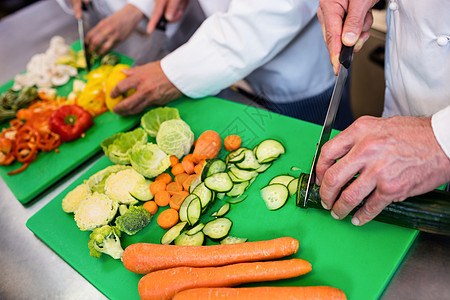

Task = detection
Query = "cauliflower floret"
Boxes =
[88,225,124,259]
[62,182,90,213]
[104,168,145,205]
[74,192,118,231]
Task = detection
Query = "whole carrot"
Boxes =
[173,286,347,300]
[138,259,312,300]
[122,237,299,274]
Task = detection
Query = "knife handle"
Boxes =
[155,15,167,31]
[339,44,354,69]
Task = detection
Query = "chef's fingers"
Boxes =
[97,37,115,55]
[166,0,188,22]
[71,0,82,19]
[353,11,373,52]
[147,0,169,34]
[329,173,376,220]
[113,92,145,115]
[110,74,137,99]
[351,188,393,226]
[342,0,378,46]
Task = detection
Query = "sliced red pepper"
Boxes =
[38,131,62,152]
[49,105,93,142]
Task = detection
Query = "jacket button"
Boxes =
[389,2,398,11]
[437,35,449,47]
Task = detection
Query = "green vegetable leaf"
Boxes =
[141,107,180,137]
[101,128,148,165]
[156,119,194,159]
[128,143,171,178]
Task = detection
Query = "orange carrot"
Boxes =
[183,153,195,163]
[171,163,185,176]
[138,259,311,300]
[182,159,195,174]
[192,130,221,162]
[167,181,182,195]
[173,286,347,300]
[122,237,299,274]
[155,173,173,185]
[224,135,242,152]
[169,191,189,210]
[155,190,171,206]
[175,173,189,186]
[170,155,179,167]
[150,181,166,195]
[182,174,199,191]
[143,201,159,215]
[157,208,179,230]
[194,160,205,175]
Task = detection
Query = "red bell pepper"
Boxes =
[49,105,93,142]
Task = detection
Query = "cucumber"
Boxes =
[235,149,261,170]
[186,223,205,235]
[225,195,248,204]
[129,179,154,201]
[212,203,230,217]
[226,181,249,197]
[192,182,214,212]
[287,177,299,196]
[255,162,272,173]
[174,231,204,246]
[228,171,246,183]
[269,175,296,187]
[229,167,257,181]
[216,192,226,200]
[255,139,285,163]
[260,183,289,210]
[204,172,234,193]
[179,194,200,222]
[187,196,202,226]
[225,147,248,164]
[189,175,202,193]
[202,217,233,240]
[201,158,227,181]
[220,236,248,244]
[161,221,187,245]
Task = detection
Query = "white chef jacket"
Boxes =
[161,0,335,103]
[384,0,450,158]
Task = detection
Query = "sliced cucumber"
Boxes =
[174,231,204,246]
[161,221,187,245]
[226,181,249,197]
[228,171,246,183]
[192,182,214,212]
[202,217,233,240]
[216,192,226,200]
[186,223,205,235]
[212,203,230,217]
[255,139,285,163]
[220,236,248,244]
[235,149,261,170]
[287,177,299,196]
[189,175,202,193]
[260,183,289,210]
[204,172,233,193]
[269,175,296,187]
[201,158,227,181]
[187,196,202,226]
[225,194,248,204]
[179,194,200,222]
[225,147,248,164]
[255,162,272,173]
[229,167,257,181]
[129,179,154,201]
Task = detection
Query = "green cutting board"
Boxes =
[0,50,143,204]
[26,96,417,300]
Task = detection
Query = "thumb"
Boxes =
[341,2,375,46]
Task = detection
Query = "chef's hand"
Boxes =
[70,0,90,20]
[317,0,377,74]
[85,4,144,55]
[147,0,189,34]
[110,61,182,115]
[315,116,450,226]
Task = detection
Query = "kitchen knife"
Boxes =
[132,15,168,66]
[298,43,354,208]
[78,2,92,71]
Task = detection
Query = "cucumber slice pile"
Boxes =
[260,174,299,210]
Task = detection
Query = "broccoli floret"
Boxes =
[88,225,124,259]
[115,205,152,235]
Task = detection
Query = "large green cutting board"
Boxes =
[27,96,418,299]
[0,51,143,204]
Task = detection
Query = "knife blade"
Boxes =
[78,2,92,71]
[298,43,354,208]
[132,15,168,66]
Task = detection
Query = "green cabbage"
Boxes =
[156,119,194,159]
[128,143,171,178]
[141,107,180,137]
[101,128,147,164]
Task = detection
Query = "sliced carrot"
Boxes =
[170,191,189,211]
[182,159,195,174]
[171,163,185,176]
[175,173,189,186]
[122,237,300,274]
[167,181,183,195]
[138,259,311,300]
[183,153,195,163]
[182,174,199,191]
[194,160,206,175]
[155,191,171,207]
[143,201,159,215]
[157,208,179,230]
[150,181,167,196]
[173,286,347,300]
[155,173,173,185]
[192,130,222,162]
[170,155,179,167]
[224,134,242,152]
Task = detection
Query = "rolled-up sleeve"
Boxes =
[432,105,450,158]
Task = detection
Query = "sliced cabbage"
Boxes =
[104,168,146,205]
[156,119,194,159]
[101,128,148,164]
[128,143,171,178]
[74,192,119,231]
[62,182,90,213]
[86,165,131,193]
[141,107,180,137]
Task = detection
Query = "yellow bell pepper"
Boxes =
[105,64,132,111]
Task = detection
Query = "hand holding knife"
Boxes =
[77,1,93,71]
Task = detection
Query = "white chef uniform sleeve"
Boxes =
[431,105,450,159]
